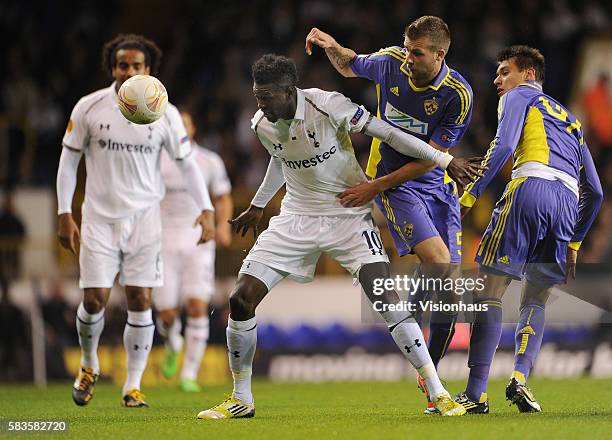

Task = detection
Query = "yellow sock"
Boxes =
[511,370,526,385]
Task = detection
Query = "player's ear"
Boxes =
[285,86,294,100]
[525,67,536,81]
[435,48,446,62]
[111,64,120,80]
[144,65,151,75]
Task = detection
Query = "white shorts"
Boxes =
[153,226,215,310]
[79,204,162,288]
[240,212,389,290]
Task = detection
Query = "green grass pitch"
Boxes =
[1,379,611,439]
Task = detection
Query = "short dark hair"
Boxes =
[404,16,451,52]
[102,34,162,77]
[497,45,545,83]
[251,54,298,86]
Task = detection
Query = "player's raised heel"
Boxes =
[455,392,490,414]
[122,389,149,408]
[506,378,541,413]
[72,367,99,406]
[197,394,255,419]
[432,392,467,416]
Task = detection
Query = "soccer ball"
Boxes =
[117,75,168,124]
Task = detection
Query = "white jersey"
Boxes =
[62,83,191,223]
[160,142,231,229]
[252,88,371,216]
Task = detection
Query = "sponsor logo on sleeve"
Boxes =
[350,107,365,126]
[180,135,189,144]
[66,119,73,133]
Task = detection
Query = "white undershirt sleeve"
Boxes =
[56,147,83,215]
[175,152,214,212]
[251,157,285,208]
[362,116,453,169]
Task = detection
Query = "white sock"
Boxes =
[123,309,154,395]
[417,362,446,398]
[227,316,257,404]
[181,316,209,381]
[76,302,105,374]
[381,309,445,397]
[156,316,183,353]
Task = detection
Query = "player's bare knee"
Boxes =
[359,262,390,286]
[83,295,103,314]
[415,237,451,266]
[228,280,262,320]
[125,287,152,311]
[473,272,511,300]
[419,246,451,270]
[229,291,255,320]
[521,282,551,307]
[186,299,207,317]
[359,262,401,303]
[229,275,268,320]
[83,289,107,313]
[157,309,177,327]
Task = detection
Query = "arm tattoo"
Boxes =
[326,46,355,70]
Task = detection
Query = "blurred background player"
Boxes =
[197,54,484,420]
[306,16,473,413]
[456,45,603,414]
[56,34,215,408]
[154,110,233,392]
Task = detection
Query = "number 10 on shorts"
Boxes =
[362,230,384,255]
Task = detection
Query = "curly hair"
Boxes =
[497,45,545,83]
[101,34,162,77]
[251,54,298,86]
[404,16,451,52]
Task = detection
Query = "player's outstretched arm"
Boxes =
[361,116,484,187]
[175,152,216,244]
[339,139,453,207]
[337,161,436,208]
[305,27,357,78]
[445,157,486,189]
[56,147,82,254]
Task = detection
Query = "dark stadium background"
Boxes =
[1,0,610,384]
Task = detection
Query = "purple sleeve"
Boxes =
[349,54,381,82]
[430,89,473,149]
[572,142,603,242]
[459,90,527,206]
